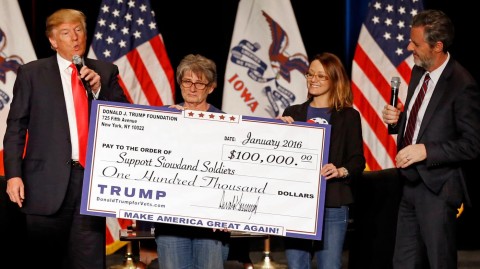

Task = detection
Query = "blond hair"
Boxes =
[45,9,87,38]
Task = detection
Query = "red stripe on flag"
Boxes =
[150,35,175,98]
[105,225,115,245]
[362,141,381,171]
[397,61,412,85]
[0,150,4,175]
[353,45,392,105]
[118,218,134,229]
[117,76,134,104]
[352,82,397,165]
[126,49,162,106]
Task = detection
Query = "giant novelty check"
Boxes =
[81,101,330,240]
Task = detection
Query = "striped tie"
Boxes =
[402,73,430,147]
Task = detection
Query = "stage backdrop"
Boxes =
[9,0,480,250]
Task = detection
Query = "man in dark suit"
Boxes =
[382,10,480,269]
[3,9,128,269]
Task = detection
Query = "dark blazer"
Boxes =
[282,101,366,207]
[3,55,128,215]
[395,59,480,206]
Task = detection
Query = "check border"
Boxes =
[80,100,330,240]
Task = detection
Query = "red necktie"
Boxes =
[70,63,89,167]
[402,73,430,147]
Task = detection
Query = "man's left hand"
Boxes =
[396,144,427,168]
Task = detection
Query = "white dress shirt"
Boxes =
[405,53,450,144]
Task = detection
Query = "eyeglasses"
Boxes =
[305,73,329,81]
[181,80,209,90]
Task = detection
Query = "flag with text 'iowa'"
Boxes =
[0,0,37,176]
[222,0,308,118]
[352,0,423,170]
[87,0,175,254]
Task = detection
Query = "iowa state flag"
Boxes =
[222,0,308,118]
[0,0,37,176]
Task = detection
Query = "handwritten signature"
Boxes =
[218,191,259,220]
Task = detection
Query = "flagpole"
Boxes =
[253,236,287,269]
[108,241,147,269]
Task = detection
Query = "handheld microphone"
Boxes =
[390,76,401,107]
[388,77,401,133]
[72,55,93,96]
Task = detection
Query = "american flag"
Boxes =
[352,0,423,170]
[87,0,175,254]
[88,0,175,106]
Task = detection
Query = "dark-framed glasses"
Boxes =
[181,80,208,90]
[305,73,329,81]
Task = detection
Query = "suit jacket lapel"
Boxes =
[397,66,425,146]
[45,56,71,134]
[416,60,453,142]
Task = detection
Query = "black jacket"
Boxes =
[282,100,365,207]
[3,55,128,215]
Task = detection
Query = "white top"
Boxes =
[57,55,82,160]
